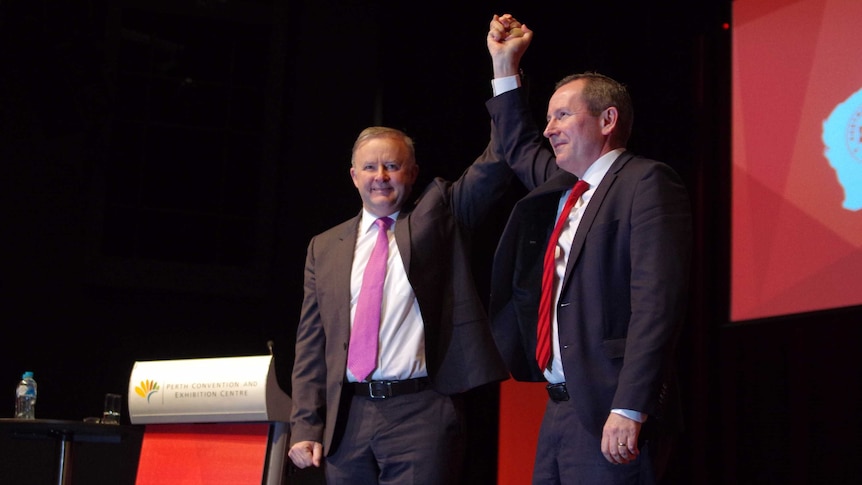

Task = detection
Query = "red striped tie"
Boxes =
[536,180,589,371]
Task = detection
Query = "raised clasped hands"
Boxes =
[487,13,533,78]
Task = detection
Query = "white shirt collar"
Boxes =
[581,148,624,188]
[360,209,399,233]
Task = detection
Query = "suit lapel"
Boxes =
[517,171,580,262]
[530,171,580,200]
[562,152,632,287]
[394,212,411,275]
[331,213,362,330]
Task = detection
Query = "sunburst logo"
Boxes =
[134,379,160,402]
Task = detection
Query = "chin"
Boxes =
[369,203,397,215]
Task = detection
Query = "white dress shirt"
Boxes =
[346,209,428,383]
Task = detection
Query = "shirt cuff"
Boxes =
[611,408,648,423]
[492,74,521,97]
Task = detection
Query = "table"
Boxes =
[0,418,142,485]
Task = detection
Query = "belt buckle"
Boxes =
[546,382,570,402]
[368,381,392,399]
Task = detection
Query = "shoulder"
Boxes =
[309,215,360,247]
[408,177,453,212]
[613,152,685,184]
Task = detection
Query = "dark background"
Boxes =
[1,1,860,484]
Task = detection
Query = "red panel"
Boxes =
[136,423,269,485]
[497,380,546,484]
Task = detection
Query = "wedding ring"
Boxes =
[618,442,626,447]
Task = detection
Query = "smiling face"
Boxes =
[350,134,419,217]
[543,79,613,177]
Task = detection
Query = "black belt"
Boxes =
[546,382,570,402]
[350,377,430,399]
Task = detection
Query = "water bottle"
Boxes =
[15,371,37,419]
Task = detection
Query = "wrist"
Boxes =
[491,55,522,78]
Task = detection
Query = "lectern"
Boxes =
[128,355,291,485]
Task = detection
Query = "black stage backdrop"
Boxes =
[1,1,859,484]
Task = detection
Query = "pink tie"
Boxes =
[536,180,589,371]
[348,217,393,382]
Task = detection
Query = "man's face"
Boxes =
[350,137,419,217]
[543,79,608,176]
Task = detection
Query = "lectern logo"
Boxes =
[135,379,160,402]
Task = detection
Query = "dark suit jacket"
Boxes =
[289,142,511,454]
[486,89,692,437]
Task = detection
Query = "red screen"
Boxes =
[731,0,862,321]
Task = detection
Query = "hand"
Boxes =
[487,14,533,78]
[288,440,323,469]
[601,412,642,465]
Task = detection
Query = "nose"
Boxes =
[374,166,390,181]
[543,119,557,139]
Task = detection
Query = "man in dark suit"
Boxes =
[287,126,510,483]
[485,15,692,484]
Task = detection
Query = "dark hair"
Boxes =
[555,72,634,145]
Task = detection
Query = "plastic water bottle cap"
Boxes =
[22,371,34,379]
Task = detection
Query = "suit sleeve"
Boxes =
[439,129,515,230]
[289,237,328,446]
[486,88,560,190]
[614,162,692,416]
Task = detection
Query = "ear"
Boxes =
[350,166,360,188]
[600,106,619,136]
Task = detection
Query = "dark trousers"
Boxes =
[324,389,464,485]
[532,397,657,485]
